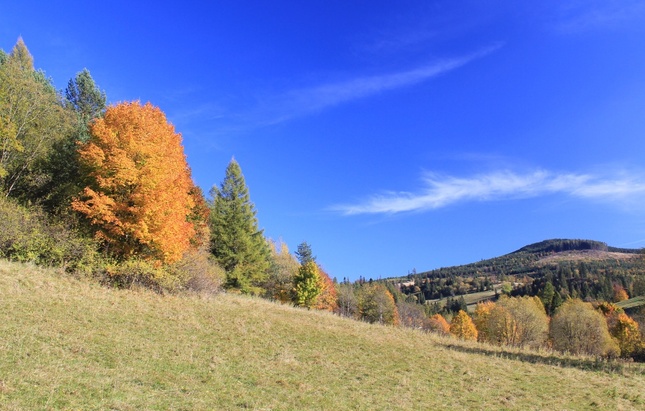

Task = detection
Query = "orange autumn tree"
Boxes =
[610,313,642,358]
[72,101,196,264]
[424,313,450,335]
[315,266,338,312]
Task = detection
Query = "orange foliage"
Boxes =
[72,102,196,264]
[613,285,629,302]
[596,301,623,331]
[424,313,450,335]
[611,313,642,357]
[315,267,338,312]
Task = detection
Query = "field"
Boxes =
[427,286,501,312]
[1,260,645,410]
[618,296,645,311]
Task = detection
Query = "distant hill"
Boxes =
[391,239,645,306]
[2,259,645,409]
[408,238,642,281]
[511,239,640,255]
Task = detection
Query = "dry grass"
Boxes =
[1,260,645,410]
[537,250,637,264]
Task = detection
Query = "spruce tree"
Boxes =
[210,158,269,294]
[65,68,107,142]
[295,241,316,265]
[40,69,107,212]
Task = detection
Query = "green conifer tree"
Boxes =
[38,69,107,212]
[210,158,269,294]
[66,68,107,142]
[295,241,316,265]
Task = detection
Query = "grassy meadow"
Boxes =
[1,260,645,410]
[618,296,645,311]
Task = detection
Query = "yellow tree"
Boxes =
[72,101,196,264]
[550,299,619,357]
[611,313,642,358]
[264,239,299,303]
[499,296,549,349]
[0,38,73,197]
[450,310,478,341]
[486,304,516,346]
[293,261,323,308]
[613,285,629,302]
[473,301,496,343]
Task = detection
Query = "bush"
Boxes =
[0,196,98,270]
[498,296,549,349]
[424,313,450,335]
[99,259,173,293]
[550,299,619,357]
[98,250,224,295]
[170,249,224,295]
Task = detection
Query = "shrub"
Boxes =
[499,296,549,349]
[170,249,224,295]
[97,249,225,295]
[0,196,98,270]
[99,259,173,293]
[550,299,619,357]
[424,313,450,335]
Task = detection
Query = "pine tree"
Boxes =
[210,158,269,294]
[65,68,106,142]
[40,69,107,212]
[295,241,315,265]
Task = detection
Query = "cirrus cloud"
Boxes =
[332,169,645,215]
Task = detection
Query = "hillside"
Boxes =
[419,238,642,280]
[2,260,645,410]
[392,239,645,307]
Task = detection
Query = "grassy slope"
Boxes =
[618,296,645,311]
[1,261,645,410]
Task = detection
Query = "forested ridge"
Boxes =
[390,238,644,307]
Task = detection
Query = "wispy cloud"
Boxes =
[360,29,437,54]
[555,0,645,33]
[332,169,645,215]
[250,43,503,126]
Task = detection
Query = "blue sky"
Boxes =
[3,1,645,281]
